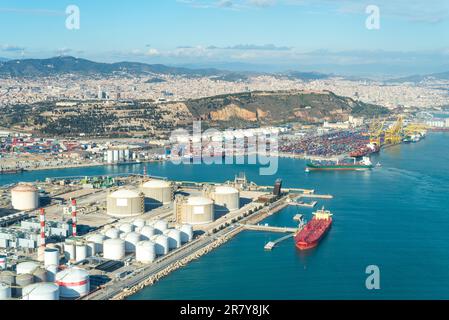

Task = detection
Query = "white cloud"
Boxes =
[146,48,160,57]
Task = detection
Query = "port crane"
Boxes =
[404,123,429,136]
[368,118,386,147]
[384,115,404,145]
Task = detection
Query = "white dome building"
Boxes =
[56,267,89,299]
[22,283,59,300]
[103,239,126,260]
[176,196,214,225]
[141,180,173,205]
[106,189,144,218]
[11,184,39,211]
[210,186,240,212]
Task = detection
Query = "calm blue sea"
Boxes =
[1,133,449,299]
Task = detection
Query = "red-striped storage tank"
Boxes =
[55,267,90,299]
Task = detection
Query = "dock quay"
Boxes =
[243,224,298,233]
[289,201,318,208]
[264,234,295,251]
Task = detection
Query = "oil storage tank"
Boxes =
[123,232,141,253]
[32,267,48,283]
[0,271,15,287]
[86,234,107,253]
[16,261,40,275]
[136,241,156,263]
[103,239,125,260]
[141,180,173,205]
[22,283,59,300]
[107,189,144,218]
[151,220,168,233]
[0,283,11,300]
[44,248,59,282]
[210,186,240,212]
[104,228,121,240]
[150,235,169,255]
[164,229,182,249]
[56,267,90,299]
[175,196,214,225]
[75,243,88,262]
[176,224,194,243]
[11,183,39,211]
[64,239,76,261]
[15,273,34,297]
[139,226,156,240]
[118,223,134,233]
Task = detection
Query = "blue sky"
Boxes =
[0,0,448,75]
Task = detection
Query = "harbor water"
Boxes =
[1,133,449,299]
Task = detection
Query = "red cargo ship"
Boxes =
[294,207,333,250]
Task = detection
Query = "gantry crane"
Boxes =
[368,118,386,147]
[404,123,429,136]
[384,115,404,145]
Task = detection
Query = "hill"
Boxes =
[388,71,449,83]
[183,90,389,127]
[1,91,389,137]
[0,56,228,78]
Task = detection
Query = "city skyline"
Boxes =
[0,0,449,75]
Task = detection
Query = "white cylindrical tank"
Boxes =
[0,255,6,270]
[113,150,119,163]
[124,232,141,253]
[135,241,156,264]
[152,220,168,233]
[11,183,39,211]
[0,283,11,300]
[211,186,240,212]
[150,235,169,255]
[44,248,59,268]
[103,239,125,260]
[106,189,144,218]
[32,267,48,283]
[119,223,134,233]
[86,234,106,253]
[105,228,121,239]
[15,273,34,297]
[56,267,89,299]
[75,243,88,262]
[44,248,59,282]
[16,261,40,275]
[141,180,173,205]
[107,150,114,164]
[176,224,194,243]
[139,226,156,240]
[178,196,214,225]
[86,242,97,257]
[22,282,59,300]
[64,239,76,261]
[132,218,146,229]
[0,271,15,286]
[164,229,182,249]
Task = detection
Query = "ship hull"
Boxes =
[295,220,332,251]
[306,165,373,171]
[295,224,331,251]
